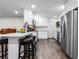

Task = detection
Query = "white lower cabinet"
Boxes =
[38,31,48,39]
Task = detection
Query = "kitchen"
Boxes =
[0,0,78,59]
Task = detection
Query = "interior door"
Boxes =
[48,21,53,38]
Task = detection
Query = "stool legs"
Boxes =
[18,44,21,59]
[5,43,7,58]
[1,44,8,59]
[28,44,30,59]
[32,43,34,59]
[19,44,35,59]
[1,44,3,59]
[0,38,8,59]
[19,36,36,59]
[24,45,26,59]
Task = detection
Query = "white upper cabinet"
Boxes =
[34,15,48,26]
[24,10,33,25]
[24,10,48,26]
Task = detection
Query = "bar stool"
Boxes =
[0,37,8,59]
[19,35,36,59]
[31,35,36,52]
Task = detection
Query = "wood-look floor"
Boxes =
[35,39,69,59]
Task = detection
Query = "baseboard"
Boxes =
[48,37,55,39]
[48,37,61,44]
[61,48,72,59]
[38,38,48,40]
[57,40,61,44]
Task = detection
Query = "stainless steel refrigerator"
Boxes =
[61,8,78,59]
[61,16,67,52]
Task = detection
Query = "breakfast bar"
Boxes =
[0,32,33,59]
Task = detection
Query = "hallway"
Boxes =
[36,39,69,59]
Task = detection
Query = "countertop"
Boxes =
[0,32,34,37]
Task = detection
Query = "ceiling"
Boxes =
[0,0,68,18]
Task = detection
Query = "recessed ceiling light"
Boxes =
[32,5,36,9]
[14,11,19,14]
[61,5,65,9]
[54,16,57,17]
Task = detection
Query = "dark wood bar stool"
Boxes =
[31,35,36,52]
[0,37,8,59]
[19,35,36,59]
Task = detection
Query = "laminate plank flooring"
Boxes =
[35,39,69,59]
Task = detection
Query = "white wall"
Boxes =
[0,18,24,30]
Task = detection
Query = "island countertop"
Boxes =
[0,32,33,37]
[0,32,37,59]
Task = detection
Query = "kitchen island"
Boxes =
[0,32,34,59]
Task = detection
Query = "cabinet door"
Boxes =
[38,31,48,39]
[35,16,48,26]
